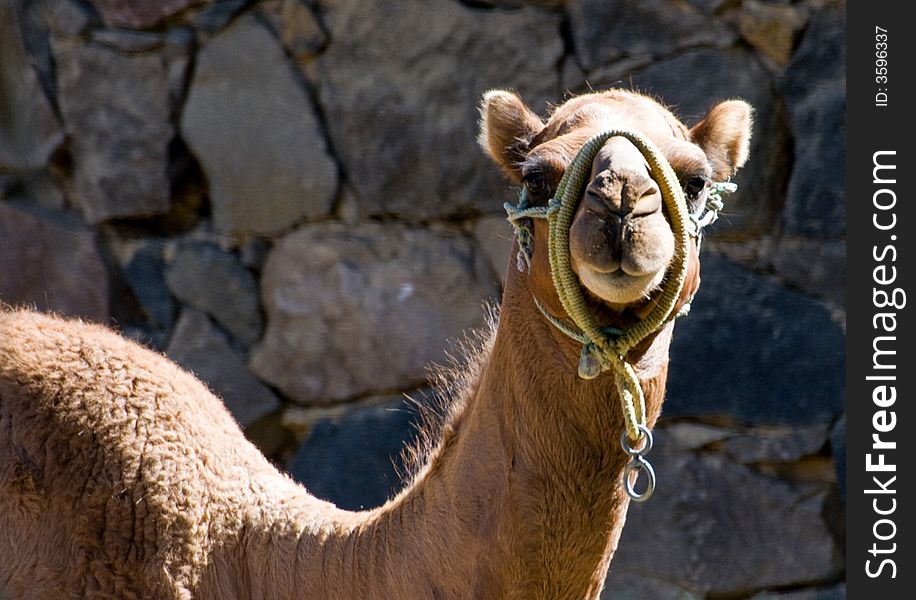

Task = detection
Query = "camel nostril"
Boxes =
[629,180,661,217]
[586,171,663,220]
[585,189,623,216]
[640,184,659,199]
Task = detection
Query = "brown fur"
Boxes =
[688,100,753,180]
[0,89,751,599]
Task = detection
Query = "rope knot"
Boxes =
[690,179,736,236]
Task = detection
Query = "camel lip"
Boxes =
[576,256,663,278]
[620,261,662,277]
[585,268,657,285]
[576,266,664,305]
[580,262,622,276]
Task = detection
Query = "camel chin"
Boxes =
[576,266,666,305]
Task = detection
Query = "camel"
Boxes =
[0,88,751,599]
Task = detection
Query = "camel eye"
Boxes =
[683,176,707,200]
[523,170,551,202]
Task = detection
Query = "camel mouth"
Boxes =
[573,254,661,277]
[575,264,667,305]
[569,204,675,306]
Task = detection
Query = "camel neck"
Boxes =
[275,272,674,600]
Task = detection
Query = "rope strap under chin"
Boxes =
[504,129,736,502]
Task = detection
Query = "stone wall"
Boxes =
[1,0,845,597]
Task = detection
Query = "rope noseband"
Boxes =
[504,129,735,502]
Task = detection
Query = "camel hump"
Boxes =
[0,308,229,422]
[0,308,257,489]
[0,309,285,597]
[0,308,151,388]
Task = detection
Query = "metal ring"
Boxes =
[619,424,653,457]
[624,455,656,503]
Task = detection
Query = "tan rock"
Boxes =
[250,223,499,403]
[739,0,808,66]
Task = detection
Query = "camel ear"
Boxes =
[478,90,545,183]
[689,100,753,181]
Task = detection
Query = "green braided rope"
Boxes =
[531,297,623,346]
[504,198,550,271]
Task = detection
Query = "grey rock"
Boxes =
[684,0,730,13]
[604,47,790,238]
[167,309,280,428]
[11,0,57,100]
[783,8,845,92]
[772,238,845,307]
[189,0,249,34]
[666,254,844,425]
[0,174,13,194]
[91,29,166,52]
[781,80,844,239]
[316,0,562,220]
[0,3,64,171]
[751,583,846,600]
[162,28,195,114]
[54,40,174,222]
[705,237,846,309]
[121,325,169,352]
[88,0,204,29]
[602,571,701,599]
[722,424,830,464]
[568,0,736,72]
[281,387,436,442]
[473,216,516,283]
[0,203,109,321]
[3,172,66,210]
[250,223,499,404]
[165,242,262,345]
[613,439,841,594]
[181,15,337,235]
[124,242,175,329]
[560,55,587,96]
[238,237,271,271]
[781,8,846,238]
[830,414,845,498]
[461,0,567,7]
[288,398,422,510]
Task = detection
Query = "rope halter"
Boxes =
[503,129,736,502]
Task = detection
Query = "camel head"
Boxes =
[479,89,752,319]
